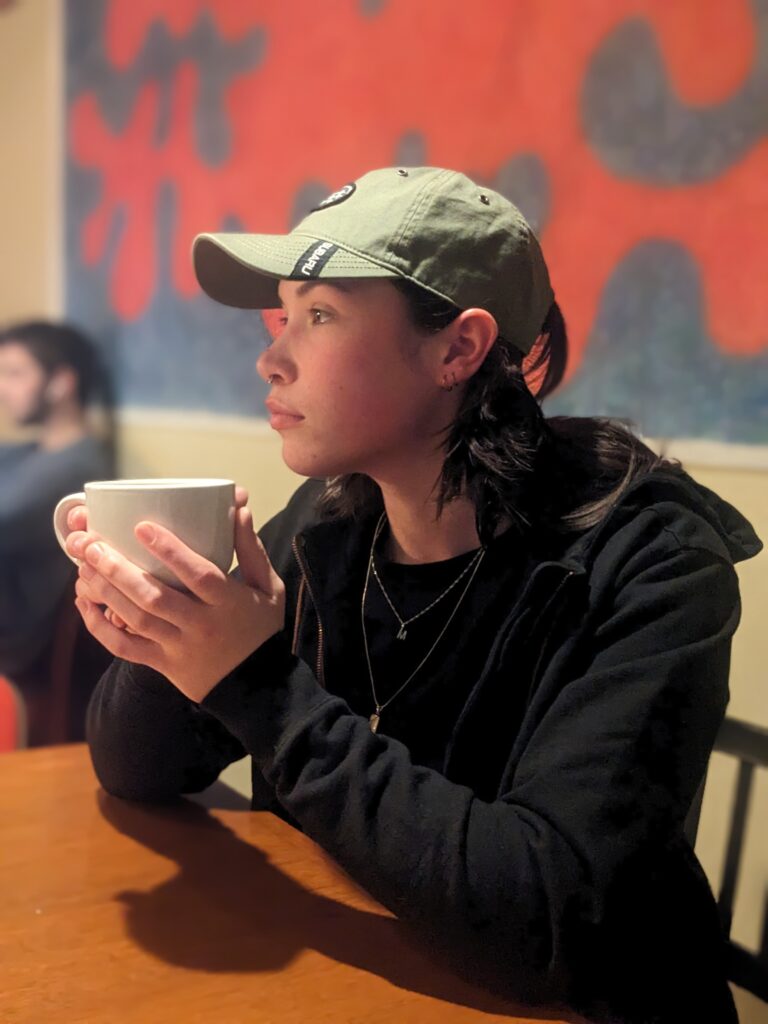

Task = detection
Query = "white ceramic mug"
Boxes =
[53,478,236,589]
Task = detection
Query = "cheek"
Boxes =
[325,359,408,423]
[331,380,437,448]
[1,384,28,409]
[300,332,438,440]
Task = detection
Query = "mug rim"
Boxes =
[84,478,235,490]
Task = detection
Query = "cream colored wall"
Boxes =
[0,0,61,321]
[0,0,62,441]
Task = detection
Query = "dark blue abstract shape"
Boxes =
[65,0,266,167]
[394,131,427,167]
[360,0,388,15]
[582,0,768,183]
[289,181,333,228]
[66,173,269,413]
[493,154,551,234]
[548,241,768,444]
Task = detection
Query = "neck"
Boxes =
[378,485,481,565]
[38,404,89,452]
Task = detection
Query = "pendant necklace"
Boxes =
[361,512,486,734]
[370,516,485,641]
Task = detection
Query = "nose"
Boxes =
[255,347,272,382]
[256,330,295,386]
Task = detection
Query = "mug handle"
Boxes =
[53,492,86,565]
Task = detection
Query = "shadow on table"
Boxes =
[98,790,579,1022]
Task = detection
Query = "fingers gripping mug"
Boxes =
[53,478,236,589]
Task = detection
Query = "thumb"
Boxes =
[234,507,279,594]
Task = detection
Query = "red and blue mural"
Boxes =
[66,0,768,441]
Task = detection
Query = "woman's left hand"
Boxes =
[72,505,285,704]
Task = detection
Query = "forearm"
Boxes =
[87,656,246,802]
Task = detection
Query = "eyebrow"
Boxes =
[278,280,351,305]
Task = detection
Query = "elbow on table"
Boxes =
[86,746,188,804]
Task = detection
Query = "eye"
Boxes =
[311,308,331,325]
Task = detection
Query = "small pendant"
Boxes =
[369,712,380,734]
[396,625,408,641]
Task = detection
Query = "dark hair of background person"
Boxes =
[318,279,679,544]
[0,320,116,454]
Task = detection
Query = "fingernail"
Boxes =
[86,543,104,566]
[71,537,85,557]
[136,524,155,545]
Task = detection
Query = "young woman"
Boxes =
[67,168,761,1023]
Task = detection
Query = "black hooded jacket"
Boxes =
[86,469,762,1023]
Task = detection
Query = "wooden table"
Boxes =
[0,745,577,1024]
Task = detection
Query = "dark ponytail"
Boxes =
[525,300,568,401]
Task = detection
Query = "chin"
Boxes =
[280,441,360,480]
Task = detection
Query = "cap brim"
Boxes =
[193,232,400,309]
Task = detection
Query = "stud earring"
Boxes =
[267,375,276,385]
[440,372,458,392]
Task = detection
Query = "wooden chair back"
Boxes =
[712,717,768,1002]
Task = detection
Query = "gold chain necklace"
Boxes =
[361,512,486,734]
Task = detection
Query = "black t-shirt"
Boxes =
[324,522,525,771]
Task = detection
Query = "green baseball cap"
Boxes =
[192,166,554,355]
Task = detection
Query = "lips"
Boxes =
[265,397,301,417]
[265,397,304,430]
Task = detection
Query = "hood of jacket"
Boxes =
[563,467,762,570]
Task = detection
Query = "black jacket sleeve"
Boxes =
[200,524,741,1005]
[86,657,247,802]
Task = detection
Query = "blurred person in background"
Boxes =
[0,320,114,744]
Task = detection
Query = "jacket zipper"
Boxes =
[291,536,326,688]
[291,574,306,656]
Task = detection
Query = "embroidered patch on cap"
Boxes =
[311,183,356,212]
[290,240,339,278]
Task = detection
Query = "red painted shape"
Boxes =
[69,0,767,373]
[647,0,756,104]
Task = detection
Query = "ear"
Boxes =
[438,308,498,385]
[46,367,77,402]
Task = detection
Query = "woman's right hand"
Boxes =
[65,485,251,630]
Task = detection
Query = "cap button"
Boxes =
[479,194,490,205]
[397,168,409,177]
